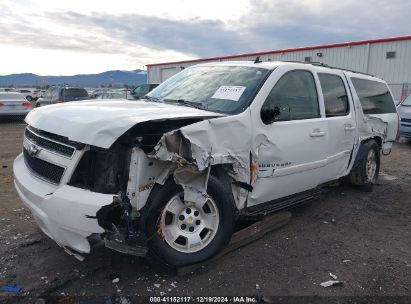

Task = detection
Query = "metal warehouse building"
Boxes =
[146,35,411,101]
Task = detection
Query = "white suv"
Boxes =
[13,61,398,266]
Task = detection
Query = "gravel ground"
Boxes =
[0,121,410,303]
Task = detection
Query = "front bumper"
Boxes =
[13,153,113,254]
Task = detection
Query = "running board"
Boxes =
[241,188,321,218]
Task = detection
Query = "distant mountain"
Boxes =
[0,70,147,88]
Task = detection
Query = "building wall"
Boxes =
[147,39,411,100]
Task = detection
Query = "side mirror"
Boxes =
[261,105,281,124]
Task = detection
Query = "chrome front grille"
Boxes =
[23,126,86,185]
[24,127,75,157]
[23,148,65,184]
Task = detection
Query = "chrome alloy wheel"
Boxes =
[366,149,377,181]
[159,193,219,253]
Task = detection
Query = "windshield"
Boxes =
[402,94,411,106]
[146,65,270,114]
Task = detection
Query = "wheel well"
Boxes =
[210,165,239,213]
[353,137,381,169]
[362,136,382,149]
[210,163,235,187]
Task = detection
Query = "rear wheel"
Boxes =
[349,140,380,186]
[143,175,235,267]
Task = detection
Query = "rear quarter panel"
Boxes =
[344,72,398,143]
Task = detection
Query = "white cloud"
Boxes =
[0,0,410,75]
[10,0,251,22]
[0,43,195,75]
[1,0,248,75]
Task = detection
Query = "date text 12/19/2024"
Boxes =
[149,296,258,303]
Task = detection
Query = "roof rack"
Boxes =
[282,60,374,77]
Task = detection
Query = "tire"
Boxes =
[142,175,235,267]
[349,140,380,186]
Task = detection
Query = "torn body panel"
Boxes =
[126,147,166,210]
[148,114,253,210]
[358,114,394,147]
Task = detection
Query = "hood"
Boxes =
[26,99,222,148]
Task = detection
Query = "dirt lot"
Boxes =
[0,121,410,302]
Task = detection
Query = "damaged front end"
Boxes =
[148,115,254,208]
[95,195,148,256]
[92,114,254,256]
[90,118,221,255]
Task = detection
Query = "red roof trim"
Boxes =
[146,35,411,67]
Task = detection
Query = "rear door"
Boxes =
[317,71,356,179]
[248,66,328,205]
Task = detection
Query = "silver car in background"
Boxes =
[0,92,32,118]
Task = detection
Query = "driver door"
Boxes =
[248,67,328,206]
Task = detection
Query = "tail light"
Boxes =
[0,102,4,107]
[21,102,32,107]
[56,97,64,103]
[396,112,400,140]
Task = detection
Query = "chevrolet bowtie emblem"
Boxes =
[28,144,40,157]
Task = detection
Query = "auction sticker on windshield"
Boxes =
[211,86,246,101]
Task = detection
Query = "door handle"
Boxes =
[309,129,326,137]
[344,124,356,131]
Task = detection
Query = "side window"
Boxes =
[261,70,320,123]
[140,84,150,95]
[133,85,142,96]
[351,78,396,114]
[318,73,349,117]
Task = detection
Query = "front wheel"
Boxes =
[143,175,235,267]
[349,140,380,186]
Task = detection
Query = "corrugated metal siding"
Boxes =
[368,40,411,83]
[147,39,411,92]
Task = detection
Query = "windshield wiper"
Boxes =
[163,99,205,110]
[145,95,161,102]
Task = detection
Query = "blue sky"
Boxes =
[0,0,410,75]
